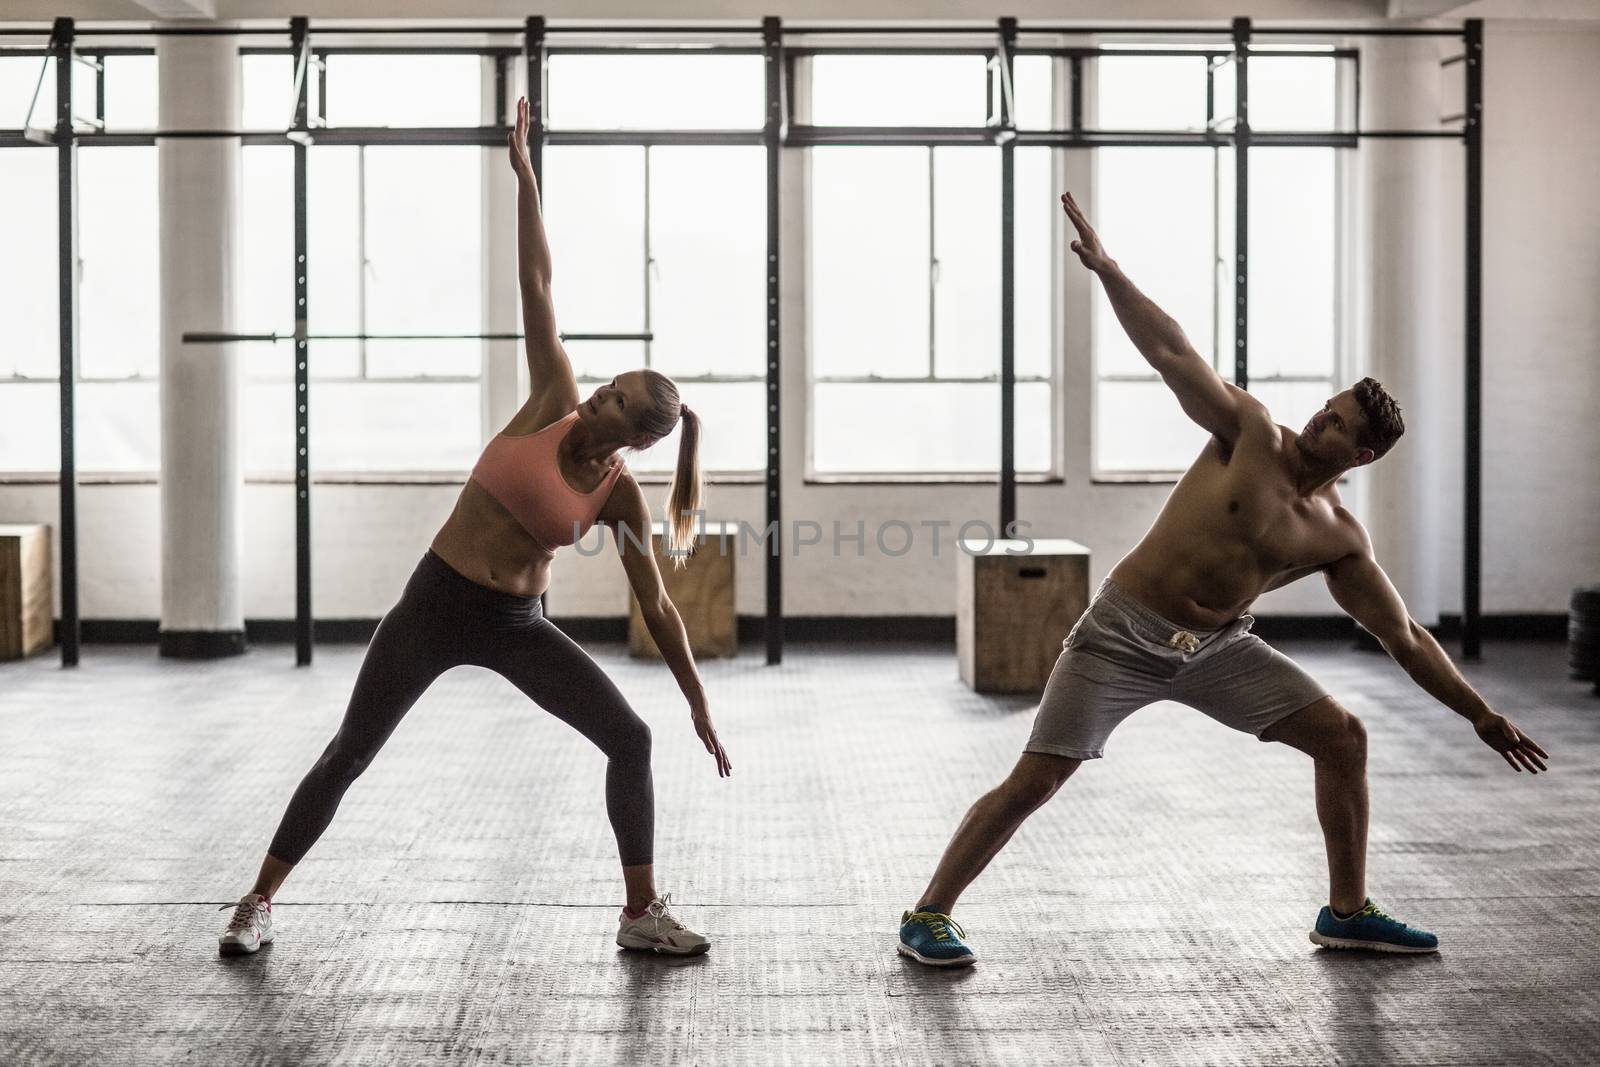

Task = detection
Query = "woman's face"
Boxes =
[579,370,655,446]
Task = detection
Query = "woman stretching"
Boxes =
[219,97,731,958]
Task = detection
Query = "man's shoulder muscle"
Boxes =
[1326,504,1372,560]
[1210,409,1285,464]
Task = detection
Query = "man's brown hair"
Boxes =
[1352,377,1405,460]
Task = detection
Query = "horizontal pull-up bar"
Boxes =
[182,331,654,344]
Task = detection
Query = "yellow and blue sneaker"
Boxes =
[898,909,976,967]
[1310,898,1438,954]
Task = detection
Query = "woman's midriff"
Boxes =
[429,478,558,598]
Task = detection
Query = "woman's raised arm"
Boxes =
[508,96,579,414]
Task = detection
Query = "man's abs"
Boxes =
[1106,543,1265,631]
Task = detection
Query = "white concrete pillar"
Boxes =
[1358,38,1445,626]
[482,55,521,439]
[157,33,244,657]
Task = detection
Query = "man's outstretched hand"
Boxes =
[1061,191,1115,273]
[1473,710,1549,773]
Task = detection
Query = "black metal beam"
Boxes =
[226,42,1365,60]
[1463,18,1483,660]
[548,45,763,55]
[785,125,996,147]
[998,17,1017,537]
[1232,17,1250,390]
[785,25,999,35]
[53,17,79,668]
[1012,24,1232,35]
[181,331,654,343]
[52,19,1467,41]
[788,46,993,57]
[316,49,327,125]
[1070,56,1083,133]
[763,15,784,666]
[251,45,523,56]
[73,26,291,38]
[0,125,1458,153]
[494,54,506,127]
[288,24,527,35]
[1251,25,1463,38]
[1021,46,1234,59]
[291,16,312,666]
[547,129,763,146]
[94,52,105,128]
[548,24,761,35]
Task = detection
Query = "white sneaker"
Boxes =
[218,893,274,956]
[616,893,710,956]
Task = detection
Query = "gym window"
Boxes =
[0,50,159,475]
[238,55,485,476]
[542,55,770,476]
[805,52,1060,478]
[1092,49,1346,476]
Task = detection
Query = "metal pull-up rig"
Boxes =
[1,16,1483,668]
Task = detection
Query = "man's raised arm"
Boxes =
[1322,524,1550,774]
[1061,191,1264,446]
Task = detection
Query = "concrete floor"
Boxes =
[0,637,1595,1066]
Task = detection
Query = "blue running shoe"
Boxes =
[1310,898,1438,954]
[898,909,976,967]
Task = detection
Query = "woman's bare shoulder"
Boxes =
[499,394,576,437]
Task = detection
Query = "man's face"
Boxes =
[1299,390,1375,468]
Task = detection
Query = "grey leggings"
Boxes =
[267,549,654,867]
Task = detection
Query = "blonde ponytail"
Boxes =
[663,404,702,567]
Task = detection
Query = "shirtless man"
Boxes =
[896,191,1549,967]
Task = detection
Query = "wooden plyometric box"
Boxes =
[628,521,737,660]
[958,537,1091,693]
[0,524,53,661]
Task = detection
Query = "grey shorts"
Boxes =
[1025,579,1328,761]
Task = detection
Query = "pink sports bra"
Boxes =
[470,410,625,553]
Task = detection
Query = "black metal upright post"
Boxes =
[1232,17,1250,389]
[763,16,784,665]
[997,17,1017,536]
[53,17,80,667]
[1463,19,1483,660]
[494,55,507,127]
[524,17,545,182]
[94,54,105,128]
[524,16,547,618]
[1069,56,1083,134]
[291,16,313,665]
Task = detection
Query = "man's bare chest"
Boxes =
[1192,451,1345,571]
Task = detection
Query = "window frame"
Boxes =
[540,97,772,478]
[797,47,1064,483]
[1088,45,1353,482]
[0,51,163,478]
[0,35,1362,487]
